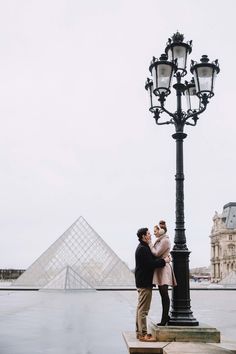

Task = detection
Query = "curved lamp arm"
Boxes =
[153,108,175,125]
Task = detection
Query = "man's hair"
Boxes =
[137,228,148,241]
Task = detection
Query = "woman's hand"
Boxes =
[164,255,171,263]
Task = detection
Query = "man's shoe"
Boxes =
[139,334,157,342]
[136,333,151,339]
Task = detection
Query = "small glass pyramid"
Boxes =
[14,216,135,289]
[219,271,236,286]
[41,265,94,290]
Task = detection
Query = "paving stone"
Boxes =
[163,342,233,354]
[122,332,236,354]
[122,331,168,353]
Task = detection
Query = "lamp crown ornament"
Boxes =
[191,56,220,72]
[166,31,192,48]
[160,53,168,60]
[149,54,169,69]
[170,31,184,43]
[200,55,209,63]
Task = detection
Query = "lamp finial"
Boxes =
[172,31,184,43]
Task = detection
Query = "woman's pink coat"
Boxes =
[149,234,177,286]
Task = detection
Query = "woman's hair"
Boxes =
[154,224,165,236]
[159,220,167,232]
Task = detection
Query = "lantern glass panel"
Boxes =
[168,45,187,70]
[156,63,173,93]
[185,85,200,111]
[151,66,157,92]
[194,66,214,93]
[212,70,217,92]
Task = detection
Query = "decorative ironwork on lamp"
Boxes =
[145,33,220,128]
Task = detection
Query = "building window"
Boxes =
[228,244,235,256]
[229,235,232,241]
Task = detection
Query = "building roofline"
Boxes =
[223,202,236,209]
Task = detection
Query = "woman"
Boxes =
[148,220,176,326]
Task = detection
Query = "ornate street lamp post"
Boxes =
[145,32,220,326]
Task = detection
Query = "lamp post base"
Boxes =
[170,249,199,326]
[151,323,220,341]
[168,317,199,326]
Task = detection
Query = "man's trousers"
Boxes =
[136,287,152,336]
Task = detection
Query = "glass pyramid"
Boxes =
[41,265,94,290]
[14,216,135,289]
[219,271,236,286]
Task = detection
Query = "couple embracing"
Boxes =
[135,220,176,342]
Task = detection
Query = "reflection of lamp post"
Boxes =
[145,32,220,326]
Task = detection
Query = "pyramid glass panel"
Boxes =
[14,216,135,288]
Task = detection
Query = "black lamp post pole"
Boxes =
[171,132,195,325]
[169,73,198,326]
[146,32,220,326]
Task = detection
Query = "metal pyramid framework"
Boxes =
[42,266,94,290]
[14,216,135,289]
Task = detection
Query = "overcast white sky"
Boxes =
[0,0,235,270]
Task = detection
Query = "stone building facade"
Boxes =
[0,269,25,280]
[210,202,236,283]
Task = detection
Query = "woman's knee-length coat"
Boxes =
[149,234,177,286]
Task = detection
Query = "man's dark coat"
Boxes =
[135,240,165,288]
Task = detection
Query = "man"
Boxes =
[135,227,168,342]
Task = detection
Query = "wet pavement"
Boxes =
[0,289,235,354]
[0,290,134,354]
